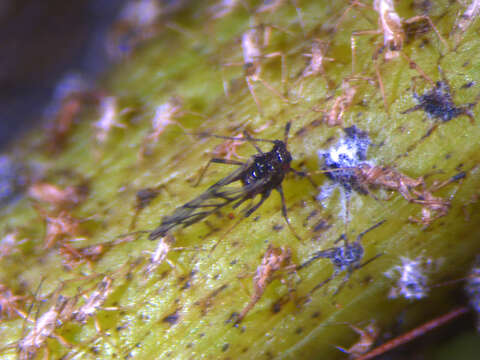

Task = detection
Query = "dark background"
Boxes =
[0,0,127,148]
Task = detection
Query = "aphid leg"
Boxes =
[244,194,268,217]
[276,185,302,241]
[194,158,245,187]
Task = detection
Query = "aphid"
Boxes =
[73,277,114,325]
[58,233,136,270]
[0,284,28,319]
[402,80,475,124]
[93,96,127,144]
[144,234,186,275]
[44,73,101,153]
[107,0,164,59]
[353,164,424,200]
[336,322,379,358]
[139,97,200,159]
[28,182,87,209]
[409,171,465,227]
[356,307,469,360]
[465,256,480,330]
[372,0,447,59]
[339,0,447,110]
[223,25,289,114]
[236,245,294,324]
[453,0,480,47]
[385,256,429,300]
[18,294,77,360]
[299,220,385,295]
[314,79,359,127]
[34,206,85,249]
[149,123,308,241]
[108,0,191,59]
[295,39,334,97]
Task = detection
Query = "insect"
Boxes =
[139,97,203,159]
[235,245,295,324]
[402,79,475,124]
[337,0,448,111]
[299,220,385,295]
[294,39,335,97]
[72,277,114,326]
[28,182,87,210]
[452,0,480,48]
[313,78,360,127]
[33,205,86,249]
[336,321,379,358]
[17,293,77,360]
[0,284,28,320]
[143,234,189,276]
[149,122,309,241]
[223,24,289,114]
[93,96,130,144]
[58,233,137,270]
[44,73,102,153]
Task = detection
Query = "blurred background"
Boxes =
[0,0,127,148]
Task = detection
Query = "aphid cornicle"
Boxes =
[149,122,308,241]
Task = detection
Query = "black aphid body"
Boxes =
[241,140,292,193]
[330,241,364,272]
[405,81,474,122]
[318,126,370,193]
[149,124,303,241]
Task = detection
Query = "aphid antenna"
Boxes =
[188,131,276,144]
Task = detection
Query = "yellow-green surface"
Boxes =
[1,0,480,359]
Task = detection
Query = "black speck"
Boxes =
[163,310,180,325]
[295,327,303,334]
[313,219,330,233]
[222,343,230,352]
[136,188,160,209]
